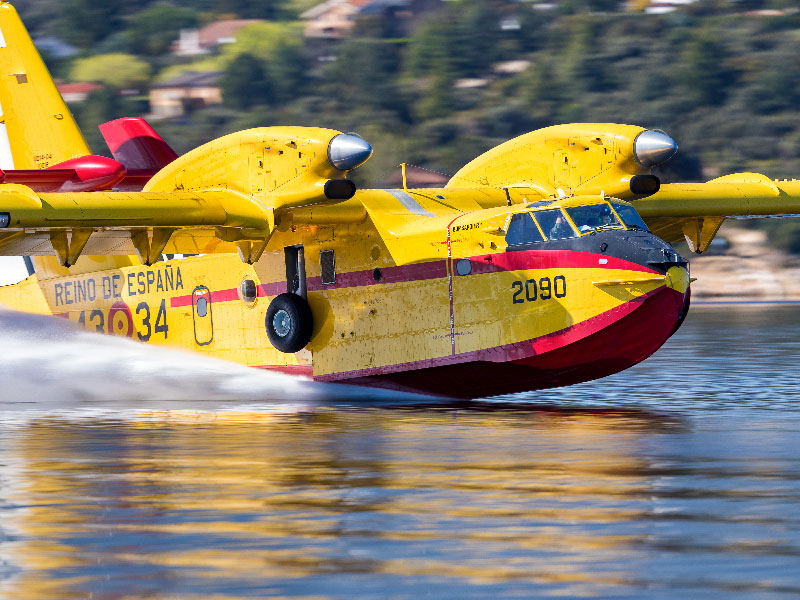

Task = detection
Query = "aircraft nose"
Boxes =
[328,133,373,171]
[665,265,690,294]
[634,130,678,167]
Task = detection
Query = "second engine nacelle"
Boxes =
[144,127,371,210]
[446,123,676,200]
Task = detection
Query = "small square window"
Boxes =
[320,250,336,285]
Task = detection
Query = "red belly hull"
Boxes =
[338,285,687,399]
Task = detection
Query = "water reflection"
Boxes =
[1,404,799,599]
[0,305,799,598]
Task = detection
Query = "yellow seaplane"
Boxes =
[0,2,798,398]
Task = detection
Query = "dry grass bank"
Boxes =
[687,224,800,301]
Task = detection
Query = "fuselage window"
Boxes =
[240,279,257,304]
[505,213,544,246]
[611,203,650,231]
[196,296,208,317]
[320,249,336,285]
[534,209,576,240]
[566,203,623,234]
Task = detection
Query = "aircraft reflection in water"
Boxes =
[2,305,800,599]
[2,402,799,599]
[0,408,684,599]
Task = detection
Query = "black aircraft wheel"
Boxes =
[265,293,313,353]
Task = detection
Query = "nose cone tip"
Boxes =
[665,265,690,294]
[328,133,373,171]
[634,130,678,167]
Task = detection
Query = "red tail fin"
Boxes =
[99,117,178,171]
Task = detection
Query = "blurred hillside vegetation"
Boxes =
[13,0,800,251]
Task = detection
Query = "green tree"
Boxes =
[516,7,547,52]
[221,53,272,109]
[128,5,198,56]
[405,18,450,77]
[450,0,501,77]
[219,22,304,64]
[217,0,288,19]
[678,34,733,106]
[70,54,151,88]
[405,1,502,80]
[416,72,457,121]
[74,87,147,155]
[267,40,307,105]
[524,60,565,119]
[741,51,800,115]
[330,39,401,112]
[54,0,123,49]
[563,17,612,93]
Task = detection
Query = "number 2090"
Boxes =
[512,275,566,304]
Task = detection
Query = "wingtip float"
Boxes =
[0,5,798,398]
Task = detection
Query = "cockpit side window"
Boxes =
[505,212,544,246]
[566,204,623,234]
[534,209,576,240]
[611,203,649,231]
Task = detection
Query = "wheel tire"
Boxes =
[265,293,313,353]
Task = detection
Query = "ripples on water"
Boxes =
[0,305,799,599]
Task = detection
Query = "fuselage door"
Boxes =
[192,285,213,346]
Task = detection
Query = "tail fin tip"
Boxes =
[99,117,178,172]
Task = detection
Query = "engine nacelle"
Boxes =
[144,127,370,210]
[447,123,676,200]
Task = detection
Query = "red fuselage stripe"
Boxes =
[168,249,656,308]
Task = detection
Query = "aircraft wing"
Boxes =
[0,184,273,265]
[632,173,800,252]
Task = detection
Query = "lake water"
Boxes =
[0,304,799,599]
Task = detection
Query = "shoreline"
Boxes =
[685,224,800,302]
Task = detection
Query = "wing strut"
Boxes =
[50,228,93,267]
[131,228,175,266]
[682,217,725,254]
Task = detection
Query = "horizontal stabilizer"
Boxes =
[0,155,125,192]
[0,168,78,191]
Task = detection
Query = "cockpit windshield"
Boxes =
[565,203,623,234]
[505,212,544,246]
[611,202,649,231]
[534,209,576,240]
[504,204,649,247]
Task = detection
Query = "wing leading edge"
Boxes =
[632,173,800,252]
[0,185,274,265]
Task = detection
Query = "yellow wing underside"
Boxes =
[3,172,800,263]
[0,184,274,263]
[633,174,800,252]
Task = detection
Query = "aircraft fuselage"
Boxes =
[0,193,689,398]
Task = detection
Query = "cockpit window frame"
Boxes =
[564,202,625,236]
[504,211,547,246]
[609,201,650,232]
[533,208,578,241]
[503,200,649,247]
